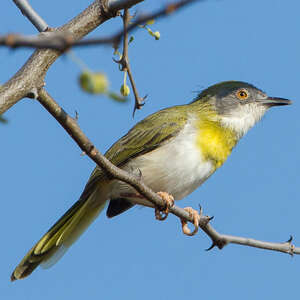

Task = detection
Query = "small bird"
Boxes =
[11,81,291,281]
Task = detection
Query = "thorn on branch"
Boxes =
[205,238,227,251]
[74,110,79,121]
[286,235,293,244]
[206,242,217,251]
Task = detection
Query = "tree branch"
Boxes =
[118,8,145,115]
[0,0,144,114]
[13,0,49,32]
[108,0,144,11]
[0,0,200,51]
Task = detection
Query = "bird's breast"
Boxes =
[195,118,238,169]
[122,121,216,201]
[111,119,238,205]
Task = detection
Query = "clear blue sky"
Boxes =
[1,0,300,299]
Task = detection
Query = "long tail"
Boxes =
[11,183,107,281]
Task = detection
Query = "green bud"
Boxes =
[79,71,109,94]
[129,36,134,44]
[146,19,155,25]
[152,31,160,40]
[147,28,160,40]
[120,84,130,97]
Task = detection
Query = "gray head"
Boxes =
[192,81,292,137]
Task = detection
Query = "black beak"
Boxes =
[257,97,292,107]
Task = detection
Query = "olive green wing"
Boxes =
[85,105,188,188]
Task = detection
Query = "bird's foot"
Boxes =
[180,206,202,236]
[155,191,174,221]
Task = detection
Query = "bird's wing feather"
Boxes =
[85,105,188,188]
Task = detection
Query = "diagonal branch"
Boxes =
[0,0,144,115]
[13,0,49,32]
[37,88,300,257]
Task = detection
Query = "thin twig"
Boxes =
[37,88,300,256]
[13,0,49,32]
[118,8,145,116]
[0,0,200,50]
[108,0,144,11]
[0,0,144,115]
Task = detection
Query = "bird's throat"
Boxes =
[195,118,238,168]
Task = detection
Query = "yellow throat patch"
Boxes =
[196,118,238,169]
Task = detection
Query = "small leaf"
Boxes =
[107,92,128,103]
[146,19,155,25]
[129,36,134,44]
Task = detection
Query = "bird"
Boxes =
[11,81,292,281]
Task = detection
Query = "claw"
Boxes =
[155,192,174,221]
[180,207,200,236]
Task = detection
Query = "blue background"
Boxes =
[1,0,299,299]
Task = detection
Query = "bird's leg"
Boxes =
[180,206,202,236]
[155,191,174,221]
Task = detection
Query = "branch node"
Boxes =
[89,145,97,156]
[101,0,120,18]
[206,238,227,251]
[27,88,39,99]
[289,244,295,257]
[132,94,147,117]
[199,215,213,228]
[5,34,18,47]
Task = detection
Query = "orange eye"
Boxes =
[236,89,249,100]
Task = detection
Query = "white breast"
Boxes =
[110,121,214,206]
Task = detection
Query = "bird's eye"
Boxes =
[236,89,249,100]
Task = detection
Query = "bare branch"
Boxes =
[0,0,144,115]
[0,0,200,51]
[13,0,49,32]
[118,8,145,115]
[108,0,144,11]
